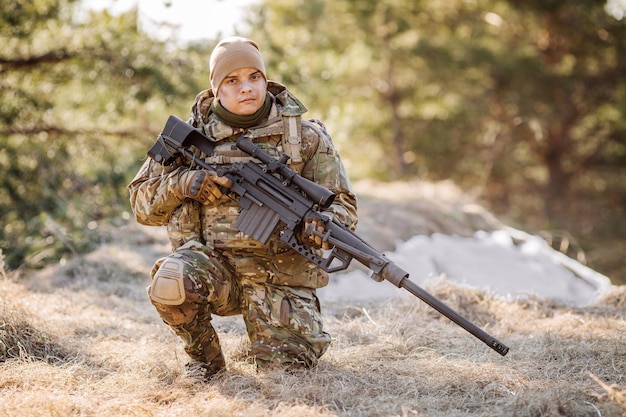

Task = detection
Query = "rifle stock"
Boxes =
[148,116,510,357]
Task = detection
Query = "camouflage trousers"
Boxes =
[148,240,331,372]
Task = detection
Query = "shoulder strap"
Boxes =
[281,103,303,164]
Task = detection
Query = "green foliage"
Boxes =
[1,0,624,283]
[0,0,213,269]
[244,0,626,282]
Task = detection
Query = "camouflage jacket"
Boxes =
[128,82,357,284]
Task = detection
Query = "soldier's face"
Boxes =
[216,67,267,116]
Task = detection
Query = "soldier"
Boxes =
[128,37,357,381]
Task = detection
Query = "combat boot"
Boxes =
[182,354,226,382]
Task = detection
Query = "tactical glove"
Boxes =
[301,213,333,250]
[178,169,232,205]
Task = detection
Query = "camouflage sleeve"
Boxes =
[127,156,188,226]
[301,121,358,231]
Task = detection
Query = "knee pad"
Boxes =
[149,258,186,305]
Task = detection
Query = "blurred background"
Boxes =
[1,0,625,284]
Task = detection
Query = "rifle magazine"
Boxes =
[233,204,280,244]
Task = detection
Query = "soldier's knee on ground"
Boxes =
[244,283,331,367]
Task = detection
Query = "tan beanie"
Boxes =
[209,37,267,94]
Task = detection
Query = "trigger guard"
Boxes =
[281,229,351,273]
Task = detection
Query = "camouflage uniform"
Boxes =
[129,82,357,373]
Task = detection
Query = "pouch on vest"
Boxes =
[281,103,303,164]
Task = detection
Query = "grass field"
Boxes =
[1,226,624,416]
[1,181,624,417]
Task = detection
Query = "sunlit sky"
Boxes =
[606,0,626,19]
[83,0,260,42]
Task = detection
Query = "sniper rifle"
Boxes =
[148,115,510,357]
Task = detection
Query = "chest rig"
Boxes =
[198,88,311,252]
[204,97,306,170]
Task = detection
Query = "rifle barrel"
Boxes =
[399,277,510,356]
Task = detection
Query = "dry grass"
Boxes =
[1,224,625,417]
[1,179,625,417]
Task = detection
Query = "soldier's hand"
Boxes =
[179,169,232,205]
[301,214,333,250]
